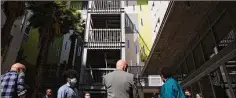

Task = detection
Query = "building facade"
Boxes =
[79,1,126,97]
[1,7,31,74]
[124,0,169,74]
[124,0,169,97]
[78,0,170,97]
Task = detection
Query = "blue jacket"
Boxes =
[159,77,185,98]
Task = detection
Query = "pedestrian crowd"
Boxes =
[1,60,204,98]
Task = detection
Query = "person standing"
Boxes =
[42,89,52,98]
[196,93,203,98]
[1,63,27,98]
[159,67,185,98]
[103,60,135,98]
[57,69,79,98]
[184,89,192,98]
[84,92,90,98]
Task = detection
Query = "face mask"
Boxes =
[69,78,77,87]
[18,69,25,76]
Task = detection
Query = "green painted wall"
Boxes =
[21,28,63,65]
[137,0,151,62]
[47,37,63,64]
[22,28,39,65]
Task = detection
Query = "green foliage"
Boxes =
[27,2,57,29]
[27,1,84,36]
[140,51,148,62]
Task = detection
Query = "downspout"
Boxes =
[105,53,108,74]
[140,1,175,76]
[72,37,78,68]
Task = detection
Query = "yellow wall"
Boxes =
[137,0,151,61]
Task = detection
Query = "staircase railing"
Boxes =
[217,29,235,50]
[83,68,116,85]
[86,29,122,48]
[90,0,121,13]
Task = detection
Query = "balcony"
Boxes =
[89,0,122,13]
[91,14,120,28]
[86,29,122,49]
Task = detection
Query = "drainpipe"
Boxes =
[105,53,108,74]
[72,38,78,69]
[72,31,80,69]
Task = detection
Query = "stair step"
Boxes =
[226,65,236,68]
[226,61,236,65]
[79,85,105,90]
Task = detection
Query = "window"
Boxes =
[20,13,27,32]
[140,5,142,11]
[127,40,130,48]
[23,27,31,42]
[25,27,31,35]
[133,5,135,11]
[151,2,155,10]
[157,17,160,23]
[141,18,143,26]
[154,24,157,32]
[77,46,81,56]
[135,45,138,54]
[56,48,60,56]
[64,42,67,50]
[126,18,130,26]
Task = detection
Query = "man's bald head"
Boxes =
[46,89,52,96]
[11,63,25,72]
[116,60,128,71]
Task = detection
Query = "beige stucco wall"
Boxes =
[1,10,30,74]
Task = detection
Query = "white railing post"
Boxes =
[121,2,125,60]
[88,1,92,9]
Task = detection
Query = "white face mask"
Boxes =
[18,69,25,76]
[69,78,77,87]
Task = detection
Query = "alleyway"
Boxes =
[1,1,236,98]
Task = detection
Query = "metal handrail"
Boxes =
[90,0,121,13]
[84,68,115,85]
[88,29,122,43]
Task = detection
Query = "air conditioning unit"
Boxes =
[148,75,163,86]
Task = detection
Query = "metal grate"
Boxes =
[90,0,121,13]
[148,75,163,86]
[86,29,122,49]
[218,30,235,49]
